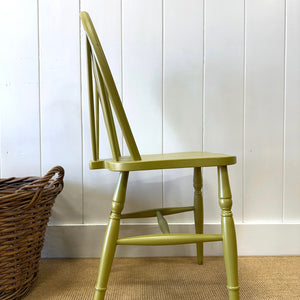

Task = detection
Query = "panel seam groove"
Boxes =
[79,0,84,225]
[242,0,247,224]
[121,0,124,156]
[282,0,287,224]
[37,0,42,177]
[161,0,165,208]
[201,0,206,153]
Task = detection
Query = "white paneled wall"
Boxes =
[0,0,40,176]
[39,0,83,224]
[204,0,244,223]
[122,0,163,217]
[284,0,300,223]
[163,0,203,223]
[0,0,299,257]
[244,0,285,223]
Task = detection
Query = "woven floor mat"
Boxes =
[24,256,300,300]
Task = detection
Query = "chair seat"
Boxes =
[89,151,236,171]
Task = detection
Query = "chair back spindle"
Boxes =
[91,54,121,161]
[86,39,98,161]
[94,75,100,160]
[81,11,141,162]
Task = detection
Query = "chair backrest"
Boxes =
[80,11,141,162]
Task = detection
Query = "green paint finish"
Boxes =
[81,11,141,161]
[117,234,223,246]
[89,152,236,171]
[91,55,121,161]
[156,211,171,234]
[218,166,240,299]
[121,205,195,219]
[86,38,97,161]
[94,172,129,300]
[194,167,204,265]
[80,11,239,300]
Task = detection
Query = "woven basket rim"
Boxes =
[0,166,64,300]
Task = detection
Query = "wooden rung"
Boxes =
[120,206,195,219]
[156,211,170,234]
[117,234,223,246]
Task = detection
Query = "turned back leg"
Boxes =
[194,167,204,265]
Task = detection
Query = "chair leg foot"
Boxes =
[94,288,106,300]
[196,244,203,265]
[227,285,240,300]
[223,225,239,300]
[94,218,119,300]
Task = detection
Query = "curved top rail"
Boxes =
[80,11,141,161]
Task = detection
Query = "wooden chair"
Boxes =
[80,11,239,300]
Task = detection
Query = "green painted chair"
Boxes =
[80,11,239,300]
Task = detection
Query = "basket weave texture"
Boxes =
[0,166,64,300]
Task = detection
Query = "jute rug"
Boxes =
[24,256,300,299]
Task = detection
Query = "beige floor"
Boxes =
[24,256,300,300]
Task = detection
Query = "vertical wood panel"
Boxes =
[39,0,82,224]
[163,0,203,222]
[81,0,122,223]
[284,0,300,223]
[0,0,299,233]
[122,0,163,217]
[244,0,285,222]
[204,0,244,222]
[0,0,40,177]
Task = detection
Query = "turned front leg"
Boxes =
[218,166,239,300]
[194,167,203,264]
[94,172,129,300]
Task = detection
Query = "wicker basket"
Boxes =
[0,166,64,300]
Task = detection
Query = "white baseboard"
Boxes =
[42,223,300,258]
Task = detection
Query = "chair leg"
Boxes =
[94,172,129,300]
[193,167,203,265]
[218,166,239,300]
